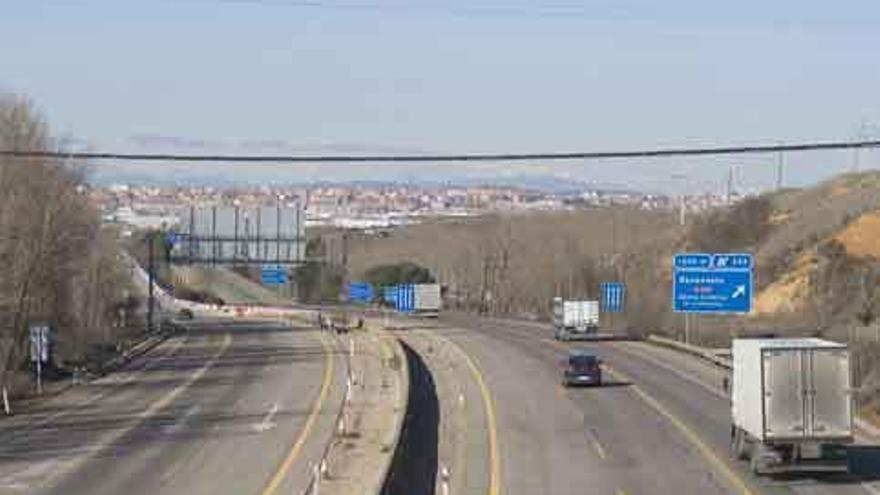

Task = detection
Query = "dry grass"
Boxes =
[834,210,880,258]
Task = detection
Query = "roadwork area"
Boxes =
[315,325,409,495]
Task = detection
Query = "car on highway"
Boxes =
[561,350,603,387]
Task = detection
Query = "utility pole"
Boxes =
[776,150,785,190]
[854,118,870,172]
[679,195,686,227]
[685,313,691,345]
[726,165,734,205]
[147,232,155,333]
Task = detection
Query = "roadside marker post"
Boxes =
[2,386,10,416]
[313,463,321,495]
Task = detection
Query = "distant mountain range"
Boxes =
[89,165,640,195]
[80,135,648,194]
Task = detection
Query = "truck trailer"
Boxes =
[553,297,599,341]
[413,283,442,317]
[730,338,853,474]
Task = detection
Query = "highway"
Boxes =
[0,318,345,495]
[438,313,878,495]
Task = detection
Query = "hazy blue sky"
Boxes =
[2,0,880,190]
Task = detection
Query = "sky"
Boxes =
[2,0,880,191]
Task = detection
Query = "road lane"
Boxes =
[448,314,873,495]
[421,315,742,495]
[0,318,345,495]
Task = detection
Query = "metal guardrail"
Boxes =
[646,335,733,370]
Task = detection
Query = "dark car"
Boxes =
[561,350,602,387]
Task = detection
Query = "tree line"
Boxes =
[0,94,132,400]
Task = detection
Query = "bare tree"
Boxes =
[0,93,131,400]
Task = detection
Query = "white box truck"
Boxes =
[413,283,441,317]
[731,338,853,474]
[553,297,599,340]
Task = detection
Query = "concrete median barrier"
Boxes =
[306,322,409,495]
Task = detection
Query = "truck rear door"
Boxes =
[763,349,807,440]
[807,348,851,439]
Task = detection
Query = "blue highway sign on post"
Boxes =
[600,282,626,313]
[347,282,374,303]
[673,253,753,313]
[384,286,399,306]
[166,232,182,247]
[261,264,287,285]
[395,284,415,313]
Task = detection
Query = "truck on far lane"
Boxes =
[730,338,853,474]
[413,283,442,318]
[553,297,599,341]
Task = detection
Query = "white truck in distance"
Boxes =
[553,298,599,340]
[413,283,441,317]
[731,338,853,474]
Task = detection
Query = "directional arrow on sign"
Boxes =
[731,285,746,298]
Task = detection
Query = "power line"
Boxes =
[2,140,880,164]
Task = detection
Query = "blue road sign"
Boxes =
[601,282,626,313]
[673,252,753,313]
[347,282,374,303]
[261,264,287,285]
[395,284,415,313]
[166,232,182,247]
[384,286,399,305]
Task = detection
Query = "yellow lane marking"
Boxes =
[259,329,335,495]
[603,364,755,495]
[615,488,629,495]
[434,333,501,495]
[542,338,755,495]
[43,333,231,490]
[611,342,727,400]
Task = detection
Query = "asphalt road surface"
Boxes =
[439,313,878,495]
[0,318,345,495]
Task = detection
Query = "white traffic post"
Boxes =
[441,465,450,495]
[35,333,43,395]
[2,386,10,416]
[312,463,321,495]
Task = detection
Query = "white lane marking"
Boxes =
[253,403,280,433]
[862,482,880,495]
[0,336,187,444]
[162,404,202,435]
[0,459,61,491]
[612,343,728,400]
[37,334,231,491]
